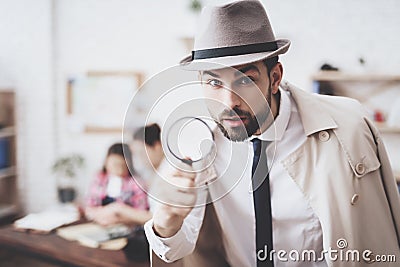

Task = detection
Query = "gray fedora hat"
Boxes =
[180,0,290,71]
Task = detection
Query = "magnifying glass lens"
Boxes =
[166,117,215,169]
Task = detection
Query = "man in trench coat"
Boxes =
[144,1,400,266]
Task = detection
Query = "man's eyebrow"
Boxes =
[202,70,220,78]
[235,65,260,77]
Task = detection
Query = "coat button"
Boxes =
[318,131,330,142]
[355,163,365,175]
[351,194,359,205]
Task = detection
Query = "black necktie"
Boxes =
[252,138,274,267]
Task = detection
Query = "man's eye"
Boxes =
[237,76,253,85]
[207,79,223,87]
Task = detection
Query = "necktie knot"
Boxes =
[252,138,270,159]
[252,138,262,157]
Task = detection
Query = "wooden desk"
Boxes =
[0,225,149,267]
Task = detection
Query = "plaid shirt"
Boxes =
[86,172,149,210]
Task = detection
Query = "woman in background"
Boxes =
[85,143,151,226]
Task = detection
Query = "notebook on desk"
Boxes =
[57,222,131,250]
[14,208,79,233]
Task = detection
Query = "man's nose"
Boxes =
[223,89,241,108]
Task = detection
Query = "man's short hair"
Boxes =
[199,56,279,78]
[263,56,279,74]
[133,123,161,147]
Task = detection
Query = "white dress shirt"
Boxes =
[145,89,327,267]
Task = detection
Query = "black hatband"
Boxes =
[192,41,278,60]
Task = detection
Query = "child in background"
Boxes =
[131,124,168,213]
[131,123,164,190]
[85,143,151,226]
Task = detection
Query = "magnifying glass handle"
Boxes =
[181,158,193,166]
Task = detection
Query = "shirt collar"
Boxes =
[250,88,292,142]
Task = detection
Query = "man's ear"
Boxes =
[270,62,283,94]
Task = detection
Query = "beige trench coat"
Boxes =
[151,81,400,267]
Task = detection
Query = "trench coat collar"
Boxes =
[280,80,338,136]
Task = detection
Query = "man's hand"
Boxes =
[152,165,197,238]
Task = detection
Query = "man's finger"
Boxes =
[172,169,196,180]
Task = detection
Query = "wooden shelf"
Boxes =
[312,72,400,82]
[0,204,17,218]
[0,126,15,138]
[0,91,17,220]
[0,166,17,180]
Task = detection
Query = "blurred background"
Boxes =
[0,0,400,215]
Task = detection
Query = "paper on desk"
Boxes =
[57,223,129,250]
[14,208,79,233]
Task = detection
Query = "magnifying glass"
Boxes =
[165,116,217,171]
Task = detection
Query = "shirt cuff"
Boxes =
[144,218,187,263]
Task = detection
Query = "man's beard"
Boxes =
[213,106,269,142]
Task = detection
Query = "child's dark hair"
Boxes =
[102,143,136,176]
[133,123,161,147]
